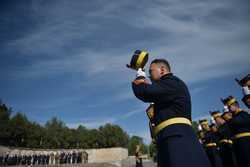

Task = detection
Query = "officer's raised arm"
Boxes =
[132,81,165,102]
[131,61,176,103]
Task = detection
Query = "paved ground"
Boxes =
[7,161,157,167]
[8,161,157,167]
[121,157,157,167]
[3,156,157,167]
[139,160,157,167]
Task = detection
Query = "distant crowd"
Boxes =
[0,149,88,166]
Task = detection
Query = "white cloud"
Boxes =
[5,0,249,85]
[2,0,250,132]
[190,86,207,95]
[66,104,146,129]
[67,117,116,129]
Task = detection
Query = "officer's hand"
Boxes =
[133,79,149,85]
[133,79,145,85]
[136,68,146,78]
[243,86,250,95]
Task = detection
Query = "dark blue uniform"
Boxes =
[217,123,238,167]
[203,130,223,167]
[227,111,250,167]
[132,73,211,167]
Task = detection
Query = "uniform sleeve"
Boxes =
[229,112,250,128]
[241,112,250,126]
[132,80,176,103]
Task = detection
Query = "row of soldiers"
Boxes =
[198,74,250,167]
[0,149,88,166]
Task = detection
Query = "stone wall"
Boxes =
[86,147,128,163]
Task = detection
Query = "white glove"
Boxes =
[136,68,146,78]
[243,86,250,95]
[198,124,202,131]
[210,117,216,124]
[224,105,229,112]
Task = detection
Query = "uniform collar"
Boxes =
[160,73,173,79]
[233,108,242,116]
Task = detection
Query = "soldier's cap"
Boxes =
[127,50,149,70]
[199,119,208,125]
[221,95,238,107]
[235,74,250,87]
[210,111,221,118]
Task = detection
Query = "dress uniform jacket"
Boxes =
[227,111,250,167]
[202,130,223,167]
[217,123,238,167]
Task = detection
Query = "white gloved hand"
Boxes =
[243,86,250,95]
[136,68,146,78]
[210,117,216,124]
[224,105,229,112]
[198,124,202,131]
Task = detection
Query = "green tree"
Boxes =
[99,123,129,148]
[26,122,45,148]
[9,112,31,147]
[128,136,147,155]
[0,102,12,145]
[76,125,89,148]
[192,121,199,133]
[90,129,103,148]
[149,142,157,158]
[1,101,154,151]
[43,117,67,148]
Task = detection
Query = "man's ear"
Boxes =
[160,67,165,75]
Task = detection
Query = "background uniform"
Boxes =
[217,123,238,167]
[228,111,250,167]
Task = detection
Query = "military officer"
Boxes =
[221,96,250,167]
[132,58,211,167]
[211,111,238,167]
[235,74,250,108]
[199,119,223,167]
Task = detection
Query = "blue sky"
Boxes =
[1,0,250,143]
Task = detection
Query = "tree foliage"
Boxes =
[0,101,147,150]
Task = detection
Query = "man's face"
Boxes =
[229,103,240,113]
[215,117,225,126]
[149,63,162,81]
[223,113,233,121]
[211,126,218,132]
[201,124,210,131]
[199,131,205,139]
[244,97,250,107]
